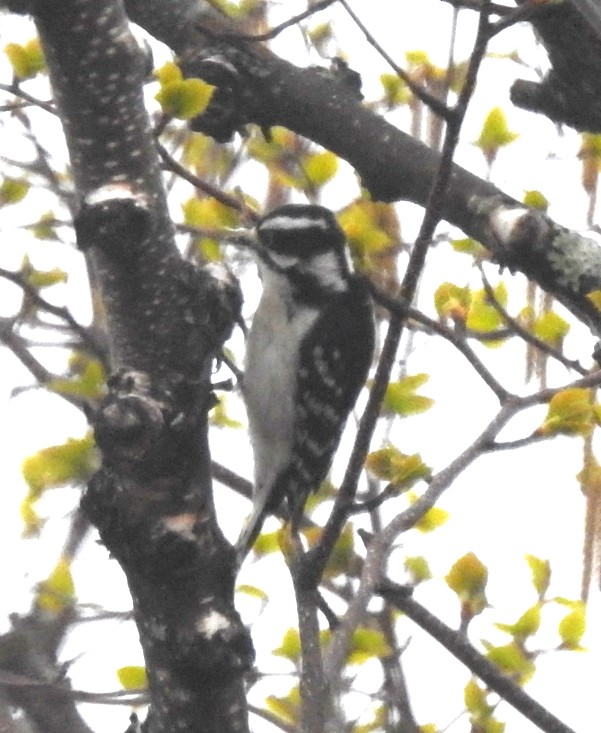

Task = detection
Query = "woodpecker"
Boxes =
[237,204,375,558]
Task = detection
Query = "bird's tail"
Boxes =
[235,498,270,567]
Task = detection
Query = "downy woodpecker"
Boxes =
[237,204,375,557]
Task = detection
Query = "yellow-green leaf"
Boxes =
[466,283,508,336]
[483,641,535,684]
[49,358,106,400]
[154,60,183,85]
[0,178,30,205]
[523,189,549,211]
[22,434,98,498]
[525,554,551,598]
[27,267,68,289]
[20,495,44,537]
[365,444,431,489]
[155,77,215,119]
[273,628,301,662]
[338,201,394,264]
[347,627,392,665]
[32,211,58,240]
[251,529,280,556]
[464,678,491,716]
[496,604,541,641]
[446,552,488,615]
[538,388,594,437]
[450,237,487,258]
[5,39,45,79]
[351,706,386,733]
[531,311,570,347]
[475,106,519,162]
[210,398,242,429]
[383,374,434,417]
[558,602,586,650]
[266,686,300,725]
[304,150,338,187]
[380,73,410,107]
[116,665,148,690]
[414,502,449,533]
[236,584,269,603]
[36,557,75,613]
[434,282,471,321]
[404,555,432,584]
[587,289,601,311]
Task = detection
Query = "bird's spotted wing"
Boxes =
[279,278,374,524]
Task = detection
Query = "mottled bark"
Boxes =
[29,2,251,732]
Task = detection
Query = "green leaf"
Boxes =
[154,60,183,85]
[414,502,449,533]
[404,555,432,584]
[265,686,300,725]
[5,38,45,79]
[365,444,431,489]
[36,557,75,614]
[380,73,410,106]
[496,604,541,641]
[450,237,487,258]
[20,495,44,537]
[210,398,243,429]
[523,189,549,211]
[0,177,30,205]
[116,665,148,690]
[347,627,392,665]
[338,201,394,262]
[22,434,98,498]
[586,289,601,311]
[558,602,586,650]
[303,150,338,187]
[155,77,215,119]
[383,374,434,417]
[525,555,551,598]
[32,211,59,240]
[446,552,488,615]
[433,282,471,321]
[464,678,492,716]
[537,388,594,437]
[251,529,280,556]
[48,357,106,400]
[483,641,535,684]
[273,628,301,662]
[236,584,269,603]
[466,283,508,336]
[475,106,519,163]
[531,311,570,347]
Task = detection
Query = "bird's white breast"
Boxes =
[244,267,319,494]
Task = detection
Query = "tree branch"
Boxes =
[379,583,577,733]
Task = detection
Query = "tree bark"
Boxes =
[31,2,251,732]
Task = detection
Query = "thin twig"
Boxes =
[211,0,338,42]
[379,583,577,733]
[0,83,56,115]
[0,267,104,359]
[477,263,586,375]
[488,1,557,38]
[338,0,452,120]
[155,141,259,221]
[304,0,494,590]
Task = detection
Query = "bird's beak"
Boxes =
[221,227,258,251]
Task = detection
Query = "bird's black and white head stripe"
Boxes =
[256,204,346,257]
